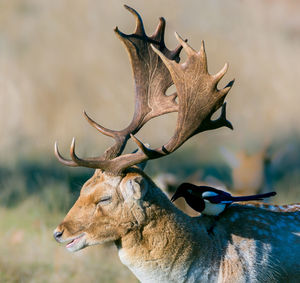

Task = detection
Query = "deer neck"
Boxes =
[115,194,217,283]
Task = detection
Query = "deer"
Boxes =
[53,6,300,283]
[220,143,299,197]
[220,146,271,196]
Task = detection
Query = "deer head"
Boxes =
[53,5,234,250]
[54,169,156,251]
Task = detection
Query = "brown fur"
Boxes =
[54,169,300,282]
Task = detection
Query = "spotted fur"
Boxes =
[241,201,300,212]
[54,169,300,282]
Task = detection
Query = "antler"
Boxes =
[55,5,183,166]
[55,6,234,175]
[151,33,234,152]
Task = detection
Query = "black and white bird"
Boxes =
[171,183,276,216]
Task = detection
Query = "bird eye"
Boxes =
[97,196,112,205]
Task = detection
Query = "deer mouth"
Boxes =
[65,233,86,252]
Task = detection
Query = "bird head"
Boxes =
[170,183,191,202]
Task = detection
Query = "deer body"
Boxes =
[55,169,300,282]
[116,175,300,283]
[53,6,300,282]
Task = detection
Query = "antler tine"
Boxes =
[218,102,233,130]
[219,79,235,97]
[66,137,118,169]
[84,111,118,138]
[151,16,186,62]
[199,41,208,73]
[151,17,166,43]
[213,62,229,84]
[54,138,108,169]
[174,32,196,56]
[130,134,164,159]
[54,141,78,167]
[124,5,145,36]
[201,102,233,132]
[69,138,100,167]
[84,111,130,159]
[69,138,84,164]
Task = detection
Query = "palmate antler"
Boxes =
[55,5,234,174]
[55,5,182,166]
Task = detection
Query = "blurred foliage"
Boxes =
[1,135,300,211]
[0,198,137,283]
[0,160,93,211]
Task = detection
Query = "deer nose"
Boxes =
[53,229,64,242]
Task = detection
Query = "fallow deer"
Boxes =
[53,6,300,282]
[220,146,270,196]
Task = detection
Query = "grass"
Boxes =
[0,160,138,282]
[0,198,137,283]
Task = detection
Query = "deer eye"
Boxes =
[97,196,112,205]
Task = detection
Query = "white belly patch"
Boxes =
[202,201,226,216]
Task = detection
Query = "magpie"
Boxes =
[171,183,276,216]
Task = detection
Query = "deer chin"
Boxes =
[65,233,86,252]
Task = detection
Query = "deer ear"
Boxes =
[120,175,148,201]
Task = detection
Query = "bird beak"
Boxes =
[170,193,179,202]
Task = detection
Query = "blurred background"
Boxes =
[0,0,299,282]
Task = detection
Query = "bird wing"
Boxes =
[189,185,231,198]
[231,192,276,202]
[177,184,234,204]
[203,194,233,204]
[201,189,233,204]
[206,192,277,204]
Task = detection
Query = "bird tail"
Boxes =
[231,192,276,202]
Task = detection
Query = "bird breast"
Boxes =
[202,200,226,216]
